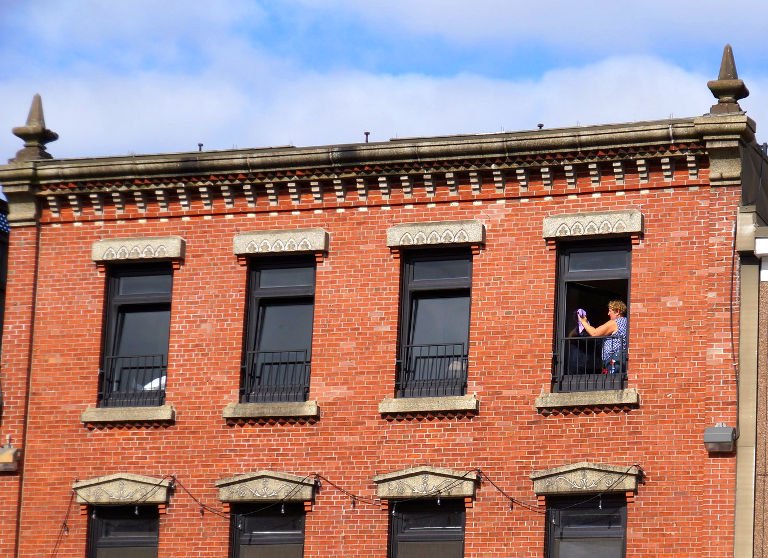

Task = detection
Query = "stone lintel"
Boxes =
[378,395,478,415]
[387,220,485,249]
[373,466,478,499]
[233,228,329,257]
[80,405,175,424]
[72,473,171,504]
[535,388,639,411]
[530,462,641,496]
[223,400,320,420]
[543,210,643,240]
[215,470,315,502]
[92,236,185,263]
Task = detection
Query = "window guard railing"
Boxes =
[241,349,311,403]
[99,354,167,407]
[396,343,467,398]
[554,335,627,393]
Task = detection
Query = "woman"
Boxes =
[578,300,628,373]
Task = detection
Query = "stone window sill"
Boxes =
[81,404,175,425]
[535,388,639,415]
[378,394,479,416]
[223,401,320,422]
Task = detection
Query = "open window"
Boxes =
[100,264,172,407]
[555,241,630,392]
[242,258,315,403]
[389,499,465,558]
[396,251,471,398]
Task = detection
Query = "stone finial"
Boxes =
[10,94,58,162]
[707,44,749,115]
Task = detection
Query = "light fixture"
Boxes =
[704,423,738,453]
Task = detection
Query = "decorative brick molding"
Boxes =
[233,228,329,264]
[373,466,478,500]
[91,236,185,269]
[72,473,171,505]
[542,210,643,247]
[222,401,320,424]
[387,220,485,257]
[378,394,478,418]
[530,462,642,496]
[215,470,316,502]
[80,404,175,426]
[535,388,639,415]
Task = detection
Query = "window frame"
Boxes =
[99,264,172,408]
[396,250,472,398]
[546,494,627,558]
[241,256,316,403]
[87,505,160,558]
[554,241,630,393]
[388,498,466,558]
[229,502,306,558]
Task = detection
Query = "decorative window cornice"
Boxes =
[91,236,185,270]
[542,210,643,243]
[215,471,316,503]
[373,466,478,500]
[530,462,642,496]
[233,228,329,264]
[72,473,171,505]
[387,220,485,257]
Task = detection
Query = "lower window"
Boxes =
[389,499,465,558]
[230,502,305,558]
[546,495,626,558]
[88,505,159,558]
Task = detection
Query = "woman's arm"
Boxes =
[579,316,617,337]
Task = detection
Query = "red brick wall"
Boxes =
[2,161,740,557]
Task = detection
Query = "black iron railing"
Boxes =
[396,343,467,398]
[241,349,311,403]
[554,335,627,392]
[99,354,167,407]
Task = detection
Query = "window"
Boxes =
[99,264,172,408]
[242,258,315,403]
[230,502,305,558]
[555,242,630,392]
[546,495,626,558]
[88,505,159,558]
[389,499,465,558]
[396,251,471,398]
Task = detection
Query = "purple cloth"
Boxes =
[577,308,587,333]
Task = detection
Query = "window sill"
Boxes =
[80,404,175,426]
[378,394,479,417]
[223,400,320,424]
[535,388,639,415]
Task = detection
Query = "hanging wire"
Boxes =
[49,490,75,558]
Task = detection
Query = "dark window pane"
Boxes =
[118,273,172,295]
[96,548,157,558]
[411,296,469,345]
[568,250,628,272]
[554,538,624,558]
[259,265,315,288]
[239,545,303,558]
[116,308,170,356]
[412,258,470,282]
[257,301,313,352]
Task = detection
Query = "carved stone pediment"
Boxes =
[92,236,185,263]
[215,470,315,503]
[530,462,641,495]
[543,210,643,239]
[233,228,329,256]
[72,473,171,505]
[387,220,485,248]
[373,466,478,499]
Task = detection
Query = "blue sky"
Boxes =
[1,0,767,159]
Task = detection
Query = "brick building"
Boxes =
[0,46,765,557]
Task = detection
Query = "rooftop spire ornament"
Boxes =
[9,93,58,162]
[707,44,749,115]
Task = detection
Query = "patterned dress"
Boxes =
[602,316,628,363]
